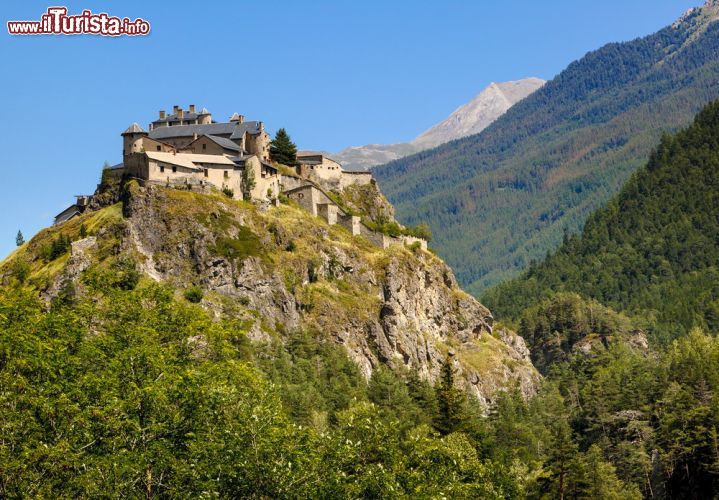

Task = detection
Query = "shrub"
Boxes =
[405,223,432,242]
[184,285,204,303]
[212,227,262,262]
[44,233,72,262]
[115,257,140,290]
[10,258,30,283]
[286,240,297,252]
[408,241,422,253]
[222,186,234,198]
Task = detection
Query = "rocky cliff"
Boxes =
[2,182,539,408]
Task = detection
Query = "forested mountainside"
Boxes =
[455,98,719,500]
[483,99,719,345]
[374,2,719,296]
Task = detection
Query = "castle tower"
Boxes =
[121,122,148,157]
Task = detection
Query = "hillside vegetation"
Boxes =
[483,99,719,345]
[0,177,543,496]
[4,102,719,495]
[375,4,719,295]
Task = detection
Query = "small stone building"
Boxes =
[296,151,373,190]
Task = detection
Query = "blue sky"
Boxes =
[0,0,698,258]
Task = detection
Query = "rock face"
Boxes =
[116,184,539,407]
[334,77,545,171]
[8,183,538,410]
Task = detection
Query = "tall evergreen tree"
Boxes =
[15,230,24,247]
[269,128,298,166]
[434,356,467,434]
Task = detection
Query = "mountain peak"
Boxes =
[410,77,546,149]
[332,77,545,171]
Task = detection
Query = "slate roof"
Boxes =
[122,122,147,135]
[297,150,340,164]
[148,121,262,141]
[205,134,242,152]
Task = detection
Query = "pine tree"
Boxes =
[434,356,467,434]
[269,128,298,167]
[16,230,24,246]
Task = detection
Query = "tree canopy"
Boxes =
[269,128,298,167]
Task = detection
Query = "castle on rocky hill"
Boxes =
[55,104,425,250]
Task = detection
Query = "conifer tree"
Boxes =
[15,230,24,246]
[269,128,298,166]
[434,356,468,434]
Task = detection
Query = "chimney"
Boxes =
[159,110,166,119]
[189,104,195,113]
[258,121,264,131]
[238,114,245,124]
[173,105,180,115]
[178,108,184,119]
[193,133,198,140]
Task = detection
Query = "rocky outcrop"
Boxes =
[38,183,540,409]
[41,236,96,303]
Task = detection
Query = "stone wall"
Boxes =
[339,171,373,189]
[317,203,338,225]
[400,235,428,250]
[338,214,361,235]
[279,174,306,193]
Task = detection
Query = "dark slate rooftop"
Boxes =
[204,134,242,152]
[148,121,261,140]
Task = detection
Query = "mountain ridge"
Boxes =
[373,2,719,296]
[333,77,545,171]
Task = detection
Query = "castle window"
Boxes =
[160,165,165,173]
[156,145,161,151]
[224,171,229,179]
[172,166,177,173]
[202,143,206,150]
[204,169,208,177]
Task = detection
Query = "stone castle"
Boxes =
[55,104,425,250]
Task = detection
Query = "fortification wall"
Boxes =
[339,171,373,189]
